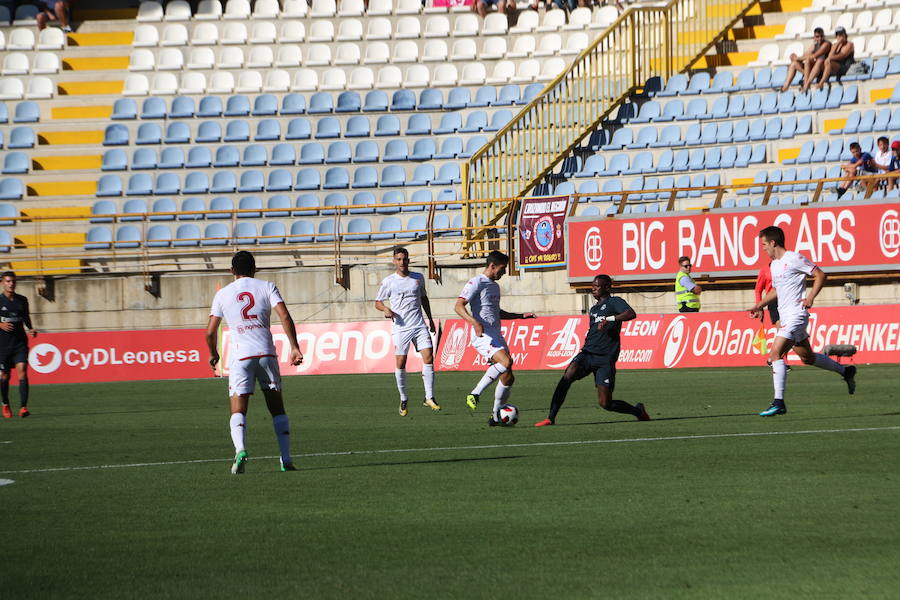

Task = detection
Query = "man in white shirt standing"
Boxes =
[374,247,440,417]
[455,251,536,426]
[748,226,857,417]
[206,251,304,474]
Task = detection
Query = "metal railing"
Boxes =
[463,0,759,251]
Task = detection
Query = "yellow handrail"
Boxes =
[464,0,760,251]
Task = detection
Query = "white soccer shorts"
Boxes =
[393,326,433,355]
[776,311,810,343]
[470,329,509,362]
[228,355,282,396]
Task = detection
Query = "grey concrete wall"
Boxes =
[18,266,899,332]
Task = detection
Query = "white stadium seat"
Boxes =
[538,57,566,81]
[393,40,419,63]
[32,52,60,74]
[276,45,303,67]
[565,7,592,30]
[195,0,222,20]
[218,47,244,69]
[395,0,422,15]
[128,49,155,71]
[37,28,65,50]
[282,0,308,18]
[366,17,392,40]
[151,72,178,95]
[164,0,191,21]
[123,74,150,96]
[311,0,337,18]
[305,45,332,67]
[191,23,219,45]
[349,67,375,89]
[508,35,535,58]
[264,70,291,92]
[236,71,263,93]
[562,32,589,56]
[160,24,188,47]
[337,19,363,41]
[460,62,487,86]
[321,68,347,91]
[510,10,538,34]
[431,63,458,87]
[538,9,566,32]
[7,28,35,50]
[483,13,507,35]
[247,46,274,68]
[133,24,160,47]
[367,0,391,16]
[405,64,430,88]
[375,65,402,89]
[292,68,319,91]
[1,53,28,76]
[0,78,24,100]
[487,60,515,85]
[453,14,479,37]
[187,48,215,70]
[179,71,207,94]
[338,0,365,17]
[207,71,235,94]
[252,0,280,18]
[425,15,451,38]
[137,1,163,22]
[451,39,477,61]
[251,22,277,44]
[423,39,449,62]
[309,20,335,42]
[512,59,539,83]
[364,42,390,64]
[224,0,251,19]
[481,37,507,60]
[534,33,562,57]
[157,48,184,71]
[335,44,361,65]
[395,17,421,39]
[280,22,306,43]
[222,22,249,45]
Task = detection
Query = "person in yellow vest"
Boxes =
[675,256,701,312]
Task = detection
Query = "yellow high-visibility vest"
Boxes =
[675,272,700,309]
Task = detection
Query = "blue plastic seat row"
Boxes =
[831,107,900,134]
[95,164,463,197]
[0,178,23,200]
[110,85,542,121]
[786,135,899,165]
[556,173,722,202]
[85,215,463,249]
[574,144,766,177]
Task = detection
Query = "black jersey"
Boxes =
[0,293,29,348]
[582,296,632,357]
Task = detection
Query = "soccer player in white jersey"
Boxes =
[455,250,536,426]
[748,226,857,416]
[206,251,304,474]
[374,247,440,416]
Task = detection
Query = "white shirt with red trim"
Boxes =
[459,274,501,332]
[771,250,817,319]
[210,277,284,361]
[376,272,428,332]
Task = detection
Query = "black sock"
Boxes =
[836,187,847,198]
[1,378,8,404]
[605,399,641,417]
[19,378,28,407]
[548,377,572,422]
[773,398,785,407]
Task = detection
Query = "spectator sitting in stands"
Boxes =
[887,141,900,191]
[813,26,854,91]
[473,0,514,18]
[872,136,892,188]
[836,142,876,199]
[36,0,73,32]
[781,27,831,93]
[529,0,590,10]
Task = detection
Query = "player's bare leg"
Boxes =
[419,347,440,411]
[792,338,856,394]
[229,394,250,474]
[394,354,409,416]
[467,348,512,413]
[597,386,648,421]
[263,389,295,471]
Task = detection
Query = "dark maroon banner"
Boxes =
[519,195,570,269]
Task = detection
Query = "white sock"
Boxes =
[272,414,291,465]
[772,359,787,400]
[493,382,511,419]
[229,413,246,453]
[472,363,507,395]
[813,353,845,374]
[394,368,408,402]
[422,363,435,399]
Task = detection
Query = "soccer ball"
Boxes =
[498,404,518,426]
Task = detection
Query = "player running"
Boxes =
[206,251,304,474]
[748,226,857,416]
[455,251,535,426]
[0,272,37,419]
[535,274,650,427]
[374,247,439,416]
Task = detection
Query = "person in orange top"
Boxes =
[754,262,780,328]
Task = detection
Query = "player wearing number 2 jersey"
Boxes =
[206,251,304,474]
[748,226,857,417]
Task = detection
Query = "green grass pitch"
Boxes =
[1,365,899,599]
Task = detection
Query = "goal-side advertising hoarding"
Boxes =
[21,307,900,384]
[568,202,900,283]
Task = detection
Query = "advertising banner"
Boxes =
[567,202,900,283]
[437,306,900,372]
[518,195,570,269]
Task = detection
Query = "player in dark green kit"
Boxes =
[535,274,650,426]
[0,272,37,419]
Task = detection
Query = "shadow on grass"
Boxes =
[551,412,758,426]
[298,455,525,472]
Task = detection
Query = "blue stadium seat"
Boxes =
[470,86,496,108]
[764,118,782,140]
[381,165,406,187]
[437,188,461,210]
[281,93,306,115]
[154,172,180,195]
[196,121,222,143]
[341,218,370,242]
[658,74,687,97]
[321,193,347,215]
[202,223,230,246]
[103,124,128,147]
[326,141,351,164]
[295,168,320,190]
[352,140,377,163]
[520,83,542,105]
[345,115,370,138]
[252,94,278,116]
[238,170,264,193]
[315,117,341,139]
[164,122,190,144]
[299,142,325,165]
[707,71,733,94]
[624,151,653,175]
[186,146,212,169]
[649,125,679,148]
[408,189,432,212]
[208,196,234,219]
[825,138,843,162]
[323,167,350,189]
[759,92,778,115]
[683,72,710,95]
[371,216,401,241]
[237,196,263,219]
[391,89,416,111]
[293,194,318,216]
[486,109,513,132]
[2,152,28,174]
[150,197,176,221]
[406,113,431,136]
[183,172,209,194]
[198,96,224,118]
[266,195,291,218]
[407,164,435,187]
[433,162,461,185]
[349,191,376,214]
[317,220,340,243]
[434,112,462,134]
[179,197,205,220]
[554,181,575,196]
[286,117,312,140]
[288,220,314,243]
[115,225,141,249]
[660,99,684,121]
[681,98,709,120]
[734,145,752,168]
[141,97,167,119]
[13,101,39,123]
[170,96,195,119]
[85,226,113,250]
[631,101,660,124]
[214,145,240,168]
[90,200,116,223]
[402,215,426,239]
[353,166,378,188]
[445,87,470,110]
[730,120,749,143]
[494,85,520,106]
[241,144,267,167]
[259,221,286,244]
[173,224,201,246]
[0,105,7,125]
[126,173,152,196]
[96,174,123,197]
[111,98,137,120]
[264,169,291,192]
[411,138,435,161]
[720,146,737,169]
[101,149,127,171]
[308,92,334,115]
[255,119,281,141]
[377,190,403,214]
[225,95,251,117]
[627,127,656,149]
[336,91,361,113]
[224,120,250,142]
[460,111,487,133]
[418,88,443,110]
[375,115,400,137]
[267,144,294,166]
[600,153,628,176]
[681,123,700,145]
[435,137,462,160]
[131,148,157,170]
[597,179,622,202]
[852,109,873,133]
[575,154,605,177]
[744,94,762,116]
[136,123,162,145]
[121,198,148,222]
[384,140,409,161]
[460,135,487,159]
[146,224,172,248]
[363,90,388,112]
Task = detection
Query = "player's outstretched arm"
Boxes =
[274,302,304,366]
[802,268,826,309]
[500,309,537,319]
[205,315,221,369]
[455,297,483,337]
[749,288,778,318]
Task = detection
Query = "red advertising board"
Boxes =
[437,306,900,372]
[567,202,900,283]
